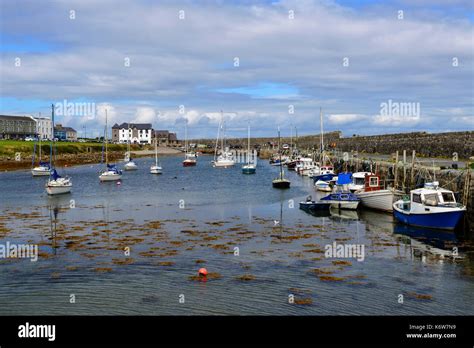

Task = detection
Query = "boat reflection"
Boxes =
[329,207,359,222]
[393,223,463,260]
[46,195,72,254]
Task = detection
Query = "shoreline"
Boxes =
[0,147,183,172]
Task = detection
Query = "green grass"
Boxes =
[470,162,474,170]
[0,140,129,157]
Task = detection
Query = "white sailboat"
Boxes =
[124,124,138,170]
[212,111,235,168]
[182,118,197,167]
[150,125,162,174]
[99,109,122,181]
[32,133,51,176]
[242,122,256,174]
[45,104,72,195]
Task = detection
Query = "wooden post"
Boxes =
[410,150,416,189]
[394,151,399,190]
[403,150,407,192]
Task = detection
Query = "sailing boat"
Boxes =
[45,104,72,195]
[150,127,163,174]
[99,109,122,181]
[242,122,256,174]
[182,118,197,167]
[311,108,336,182]
[212,111,235,168]
[32,130,51,176]
[272,128,290,189]
[124,124,138,170]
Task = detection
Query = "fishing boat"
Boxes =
[320,173,360,209]
[310,166,336,182]
[32,136,52,176]
[315,179,332,192]
[182,118,197,167]
[348,172,374,192]
[242,123,256,174]
[272,128,290,189]
[45,104,72,195]
[150,126,162,174]
[299,195,331,211]
[124,125,138,170]
[212,113,235,168]
[295,157,316,176]
[355,173,402,212]
[393,182,466,230]
[99,109,122,182]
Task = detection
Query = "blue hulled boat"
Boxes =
[392,182,466,230]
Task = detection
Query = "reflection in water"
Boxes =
[329,208,359,222]
[393,223,462,260]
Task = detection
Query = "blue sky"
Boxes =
[0,0,472,138]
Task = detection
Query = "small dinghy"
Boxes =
[299,196,331,211]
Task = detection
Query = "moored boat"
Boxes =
[272,128,290,189]
[46,169,72,195]
[355,173,403,212]
[45,104,72,195]
[320,173,359,209]
[393,182,466,230]
[183,118,197,167]
[99,109,122,182]
[32,161,52,176]
[299,196,331,211]
[348,172,374,192]
[315,179,332,192]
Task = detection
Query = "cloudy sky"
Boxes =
[0,0,473,139]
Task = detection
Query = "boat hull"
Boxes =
[299,201,331,211]
[46,185,72,195]
[242,166,256,174]
[393,204,465,230]
[272,180,290,189]
[183,160,196,167]
[327,201,359,210]
[32,168,51,176]
[99,173,122,181]
[124,163,138,171]
[150,166,162,174]
[213,160,235,168]
[356,189,397,212]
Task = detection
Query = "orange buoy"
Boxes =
[198,268,208,276]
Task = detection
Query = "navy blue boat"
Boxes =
[299,196,331,211]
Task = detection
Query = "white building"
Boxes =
[34,117,53,140]
[112,123,152,144]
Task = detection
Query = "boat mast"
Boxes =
[184,118,188,157]
[105,108,108,165]
[155,130,158,166]
[214,116,221,161]
[247,121,250,165]
[39,112,42,162]
[320,107,324,165]
[127,123,131,160]
[278,127,283,179]
[50,104,54,171]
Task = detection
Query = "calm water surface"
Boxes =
[0,155,473,315]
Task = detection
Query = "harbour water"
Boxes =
[0,155,473,315]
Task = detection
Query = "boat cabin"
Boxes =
[400,182,458,211]
[363,174,382,192]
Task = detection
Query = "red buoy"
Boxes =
[198,268,208,277]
